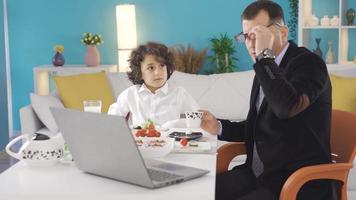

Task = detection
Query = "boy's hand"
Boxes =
[199,110,220,135]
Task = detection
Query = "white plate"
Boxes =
[172,141,211,153]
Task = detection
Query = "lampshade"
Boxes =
[116,4,137,72]
[118,50,132,72]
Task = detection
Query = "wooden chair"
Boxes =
[216,109,356,200]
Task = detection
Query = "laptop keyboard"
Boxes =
[147,168,182,182]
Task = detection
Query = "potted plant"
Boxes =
[170,44,208,74]
[81,32,104,66]
[208,33,238,73]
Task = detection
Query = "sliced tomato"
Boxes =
[135,130,146,137]
[146,129,157,137]
[180,138,188,146]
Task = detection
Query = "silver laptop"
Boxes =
[51,107,209,188]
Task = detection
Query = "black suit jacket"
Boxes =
[219,41,332,197]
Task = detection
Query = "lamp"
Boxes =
[116,4,137,72]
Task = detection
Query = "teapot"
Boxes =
[6,133,64,166]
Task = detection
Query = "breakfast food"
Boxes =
[188,140,199,147]
[179,139,199,147]
[134,119,161,137]
[135,139,167,148]
[179,138,188,146]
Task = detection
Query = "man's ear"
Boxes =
[281,26,289,41]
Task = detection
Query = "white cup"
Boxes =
[185,111,203,129]
[83,100,102,113]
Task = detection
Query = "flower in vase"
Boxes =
[81,32,104,46]
[53,45,64,53]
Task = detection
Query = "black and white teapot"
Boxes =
[6,133,64,166]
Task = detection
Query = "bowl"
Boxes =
[135,137,174,158]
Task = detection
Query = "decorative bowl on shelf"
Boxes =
[307,14,319,26]
[330,16,339,26]
[320,16,330,26]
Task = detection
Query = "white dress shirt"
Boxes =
[108,83,199,126]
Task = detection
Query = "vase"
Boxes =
[84,45,100,66]
[320,16,330,26]
[313,38,323,58]
[52,52,65,67]
[346,8,355,26]
[325,41,335,64]
[308,14,319,26]
[330,16,339,26]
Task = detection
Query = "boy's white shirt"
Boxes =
[108,82,200,126]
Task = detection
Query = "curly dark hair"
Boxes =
[127,42,175,85]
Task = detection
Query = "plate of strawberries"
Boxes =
[133,119,161,137]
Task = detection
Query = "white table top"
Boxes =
[0,132,217,200]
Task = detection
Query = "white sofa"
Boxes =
[19,70,255,135]
[19,67,356,196]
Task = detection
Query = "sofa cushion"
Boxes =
[53,72,114,113]
[30,93,64,133]
[330,75,356,113]
[106,72,132,98]
[105,71,254,120]
[168,71,254,120]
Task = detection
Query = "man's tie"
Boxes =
[252,86,265,177]
[252,142,264,177]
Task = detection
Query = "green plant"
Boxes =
[81,32,104,46]
[208,33,238,73]
[170,44,208,74]
[288,0,298,41]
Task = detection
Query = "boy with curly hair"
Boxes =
[108,42,199,127]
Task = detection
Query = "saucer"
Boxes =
[168,131,203,141]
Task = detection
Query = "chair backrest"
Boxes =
[331,109,356,163]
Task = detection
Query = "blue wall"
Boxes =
[0,0,9,150]
[8,0,291,131]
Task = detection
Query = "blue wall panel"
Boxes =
[8,0,291,131]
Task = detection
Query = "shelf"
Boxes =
[303,26,339,29]
[298,0,356,67]
[341,26,356,29]
[33,64,118,95]
[327,62,356,69]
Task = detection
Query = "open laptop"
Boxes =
[51,107,209,188]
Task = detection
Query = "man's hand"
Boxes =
[249,25,274,55]
[199,110,220,135]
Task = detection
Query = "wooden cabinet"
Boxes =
[298,0,356,69]
[33,65,117,95]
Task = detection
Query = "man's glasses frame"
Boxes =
[234,22,283,43]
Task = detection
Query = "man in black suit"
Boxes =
[201,1,334,200]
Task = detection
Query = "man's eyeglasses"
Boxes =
[234,22,283,43]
